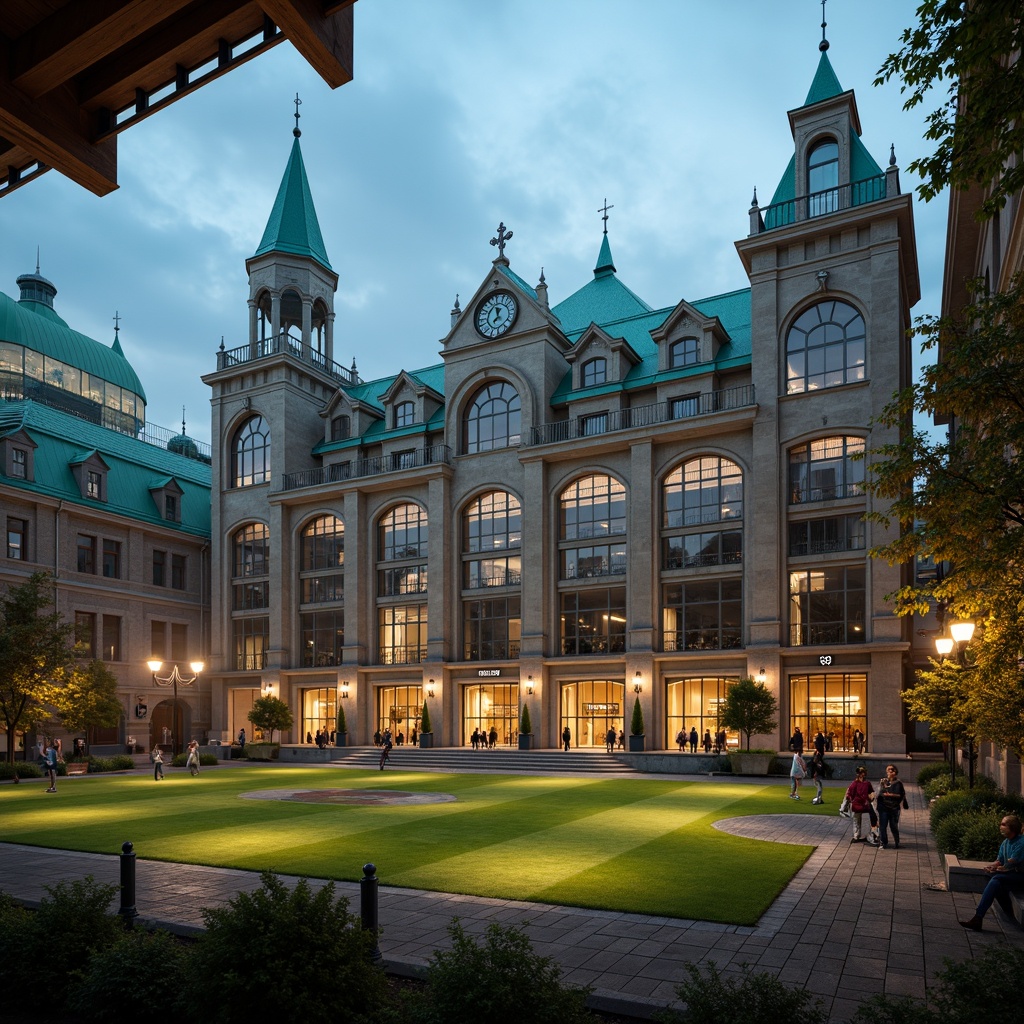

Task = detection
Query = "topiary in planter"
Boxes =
[520,701,532,735]
[336,702,347,738]
[420,699,432,734]
[630,696,644,736]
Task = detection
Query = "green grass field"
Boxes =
[0,768,817,925]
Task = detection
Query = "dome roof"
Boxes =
[0,278,147,402]
[166,432,201,459]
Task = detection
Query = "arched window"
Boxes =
[788,436,865,503]
[255,289,273,341]
[299,515,344,667]
[786,300,866,394]
[312,298,329,363]
[395,401,415,428]
[808,139,839,216]
[231,523,270,670]
[464,381,521,453]
[462,492,522,660]
[232,415,271,487]
[377,504,428,664]
[669,338,700,369]
[281,288,302,350]
[663,457,742,529]
[582,357,607,387]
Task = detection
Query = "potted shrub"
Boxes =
[418,699,433,748]
[628,696,646,752]
[518,702,533,750]
[722,676,778,774]
[335,702,347,747]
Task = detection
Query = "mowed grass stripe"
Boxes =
[0,769,818,924]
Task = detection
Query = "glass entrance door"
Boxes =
[560,680,624,748]
[376,684,422,745]
[462,682,519,747]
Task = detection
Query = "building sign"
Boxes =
[584,703,620,714]
[477,669,501,677]
[818,655,834,667]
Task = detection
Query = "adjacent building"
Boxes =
[203,42,920,753]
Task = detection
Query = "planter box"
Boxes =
[628,734,646,752]
[732,752,772,775]
[334,733,347,747]
[243,742,279,761]
[518,734,534,750]
[418,732,433,748]
[66,762,89,776]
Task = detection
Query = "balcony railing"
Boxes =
[467,570,522,589]
[526,385,755,447]
[663,629,742,652]
[789,482,864,505]
[216,333,361,386]
[756,175,888,233]
[377,645,427,665]
[282,445,453,491]
[664,550,743,570]
[789,622,865,646]
[559,636,627,656]
[463,640,522,660]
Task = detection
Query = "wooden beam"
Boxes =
[0,76,117,195]
[11,0,197,98]
[261,0,354,89]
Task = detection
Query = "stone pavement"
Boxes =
[2,765,1023,1022]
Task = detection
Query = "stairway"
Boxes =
[321,745,639,775]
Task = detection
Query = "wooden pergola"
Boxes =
[0,0,356,198]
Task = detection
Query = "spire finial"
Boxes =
[181,406,187,435]
[113,310,121,336]
[819,0,829,51]
[750,186,759,207]
[489,221,513,261]
[293,93,302,137]
[889,143,897,167]
[598,198,614,235]
[452,293,461,313]
[35,246,40,275]
[539,266,546,284]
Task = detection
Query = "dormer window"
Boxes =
[11,448,27,478]
[669,338,700,369]
[70,452,109,502]
[2,432,37,481]
[87,471,102,499]
[808,140,839,216]
[395,401,415,428]
[331,414,351,441]
[165,495,177,521]
[582,358,607,387]
[149,477,184,523]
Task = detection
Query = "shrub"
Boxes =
[630,695,645,736]
[958,813,1003,860]
[0,890,33,993]
[185,871,387,1023]
[520,701,532,735]
[407,919,595,1024]
[0,760,43,780]
[172,752,218,768]
[656,961,826,1024]
[68,930,191,1023]
[337,701,347,735]
[421,699,432,734]
[924,770,997,800]
[915,760,951,787]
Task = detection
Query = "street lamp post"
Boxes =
[147,660,203,757]
[934,619,977,788]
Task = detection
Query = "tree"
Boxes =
[420,698,432,734]
[247,695,293,744]
[630,695,645,736]
[0,573,78,762]
[721,677,778,751]
[45,660,122,740]
[865,278,1024,754]
[519,701,532,735]
[876,1,1024,217]
[336,700,347,736]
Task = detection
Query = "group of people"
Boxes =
[150,738,202,780]
[470,727,499,749]
[305,729,338,748]
[373,728,415,746]
[605,728,625,752]
[36,738,61,792]
[677,726,727,754]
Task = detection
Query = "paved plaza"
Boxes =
[2,762,1023,1021]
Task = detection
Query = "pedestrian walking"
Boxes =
[44,740,58,792]
[237,727,246,750]
[151,746,165,781]
[789,751,806,799]
[562,725,571,751]
[807,750,826,804]
[186,739,200,777]
[789,726,804,755]
[876,764,908,848]
[608,727,618,753]
[689,726,698,753]
[844,765,880,845]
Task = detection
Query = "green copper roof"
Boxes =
[595,234,615,276]
[253,137,332,270]
[803,50,845,106]
[0,287,146,401]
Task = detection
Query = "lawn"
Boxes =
[0,767,817,925]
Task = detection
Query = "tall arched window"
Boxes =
[299,515,344,667]
[232,415,271,487]
[786,300,866,394]
[464,381,521,453]
[788,436,865,503]
[808,139,839,216]
[281,288,302,350]
[231,523,270,670]
[463,492,522,660]
[377,504,428,664]
[663,456,743,529]
[312,298,329,363]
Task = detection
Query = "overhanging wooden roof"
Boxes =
[0,0,356,198]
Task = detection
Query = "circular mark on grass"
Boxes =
[242,788,456,806]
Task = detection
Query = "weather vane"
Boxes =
[490,222,512,260]
[113,310,121,334]
[293,93,302,137]
[598,198,614,235]
[820,0,829,51]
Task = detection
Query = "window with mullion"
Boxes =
[463,596,521,660]
[788,436,865,504]
[662,578,742,651]
[559,587,626,655]
[788,565,866,645]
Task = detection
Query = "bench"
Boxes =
[945,854,1024,925]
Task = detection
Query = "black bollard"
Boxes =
[360,862,381,963]
[118,840,138,929]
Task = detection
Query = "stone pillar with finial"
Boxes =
[748,187,764,236]
[535,269,548,310]
[450,294,461,329]
[886,143,900,198]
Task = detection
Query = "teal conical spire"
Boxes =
[253,136,332,270]
[803,50,844,107]
[594,233,616,278]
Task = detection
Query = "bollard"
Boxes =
[118,840,138,929]
[360,862,381,963]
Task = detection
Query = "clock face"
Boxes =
[476,291,518,338]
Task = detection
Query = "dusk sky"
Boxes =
[0,0,943,444]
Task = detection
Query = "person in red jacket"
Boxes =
[844,766,880,846]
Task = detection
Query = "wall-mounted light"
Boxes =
[263,680,273,694]
[757,666,766,684]
[633,670,643,694]
[340,683,350,699]
[427,678,435,698]
[526,674,534,696]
